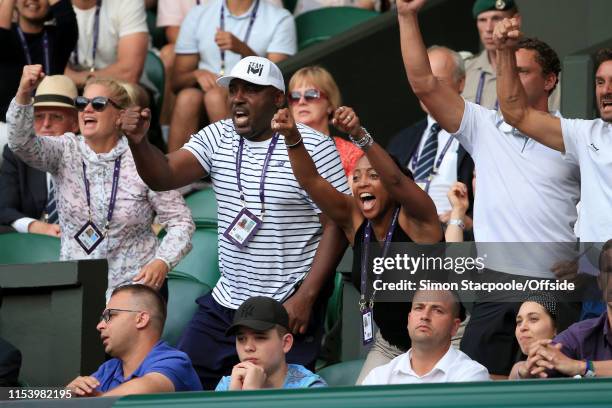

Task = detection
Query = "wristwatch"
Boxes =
[448,219,465,230]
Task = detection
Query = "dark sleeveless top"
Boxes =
[351,220,414,351]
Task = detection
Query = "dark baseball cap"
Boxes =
[226,296,289,336]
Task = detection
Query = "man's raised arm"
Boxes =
[119,107,206,191]
[397,0,464,133]
[494,18,565,152]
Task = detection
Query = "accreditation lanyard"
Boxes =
[476,71,499,110]
[219,0,260,75]
[82,156,121,232]
[72,0,101,71]
[235,133,279,218]
[359,207,400,311]
[411,132,455,181]
[17,27,50,74]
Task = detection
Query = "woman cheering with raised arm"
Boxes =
[272,106,443,382]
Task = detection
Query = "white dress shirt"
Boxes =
[362,344,490,385]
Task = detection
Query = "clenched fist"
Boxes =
[118,106,151,145]
[271,108,301,146]
[396,0,427,16]
[332,106,362,137]
[17,65,45,104]
[493,18,522,50]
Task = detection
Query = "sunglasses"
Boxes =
[75,96,122,112]
[287,89,327,104]
[99,308,142,323]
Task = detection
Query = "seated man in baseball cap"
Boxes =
[216,296,327,390]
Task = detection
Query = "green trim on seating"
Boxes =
[185,187,218,228]
[113,378,612,407]
[0,232,60,265]
[295,7,379,51]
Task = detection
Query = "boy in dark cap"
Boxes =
[215,296,327,390]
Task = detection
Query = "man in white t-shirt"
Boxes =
[397,0,580,378]
[362,289,489,385]
[66,0,149,88]
[121,56,348,389]
[167,0,296,152]
[495,19,612,245]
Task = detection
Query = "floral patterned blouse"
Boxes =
[7,99,194,299]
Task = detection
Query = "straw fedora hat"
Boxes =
[33,75,78,109]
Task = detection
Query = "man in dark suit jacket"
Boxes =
[387,46,475,239]
[0,74,78,236]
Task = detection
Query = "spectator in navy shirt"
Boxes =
[66,284,202,396]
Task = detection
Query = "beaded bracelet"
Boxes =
[348,127,374,150]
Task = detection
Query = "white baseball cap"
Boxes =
[217,56,285,93]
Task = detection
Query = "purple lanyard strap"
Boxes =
[82,156,122,233]
[73,0,101,70]
[17,27,50,74]
[219,0,260,75]
[411,132,454,177]
[235,133,279,218]
[360,207,401,310]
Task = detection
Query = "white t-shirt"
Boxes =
[183,121,349,309]
[561,118,612,242]
[362,345,490,385]
[409,115,459,215]
[175,0,296,75]
[453,101,580,277]
[71,0,148,70]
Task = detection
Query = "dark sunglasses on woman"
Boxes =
[287,89,327,104]
[74,96,122,112]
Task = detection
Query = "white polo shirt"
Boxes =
[409,116,459,215]
[561,118,612,242]
[362,345,490,385]
[452,101,580,277]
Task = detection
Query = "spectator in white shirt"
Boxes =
[362,289,489,385]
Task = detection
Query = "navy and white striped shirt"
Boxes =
[183,120,349,309]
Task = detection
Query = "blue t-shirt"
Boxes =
[92,340,202,392]
[215,364,327,390]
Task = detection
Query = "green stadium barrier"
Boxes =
[0,232,60,264]
[112,378,612,408]
[185,188,218,228]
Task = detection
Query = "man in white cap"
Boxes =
[121,56,349,389]
[0,74,78,236]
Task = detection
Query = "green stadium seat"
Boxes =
[172,228,220,288]
[185,187,218,228]
[0,232,60,265]
[145,50,165,109]
[162,273,211,346]
[317,359,364,386]
[295,7,379,51]
[146,9,167,50]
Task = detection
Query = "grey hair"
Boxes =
[427,45,466,83]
